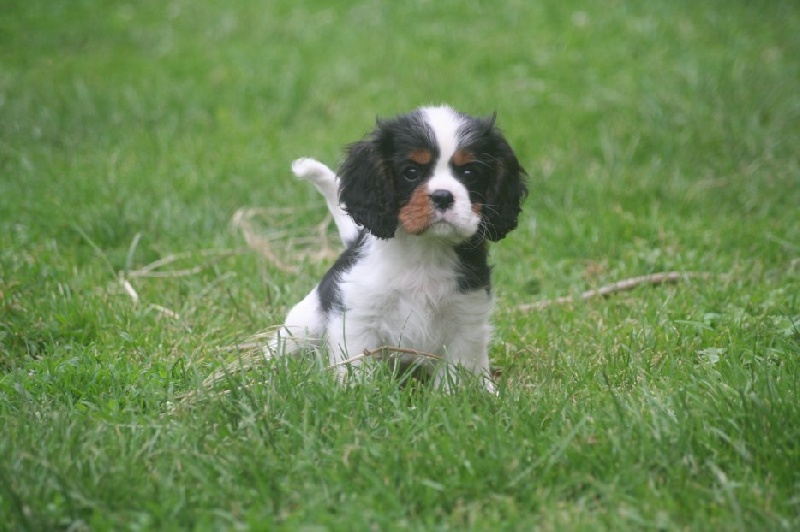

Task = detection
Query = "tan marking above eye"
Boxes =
[408,149,433,165]
[452,149,477,166]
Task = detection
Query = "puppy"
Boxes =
[270,105,527,392]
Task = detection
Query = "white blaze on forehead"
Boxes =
[420,106,464,171]
[420,106,474,228]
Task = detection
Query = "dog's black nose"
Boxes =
[430,189,454,210]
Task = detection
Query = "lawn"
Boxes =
[1,0,799,529]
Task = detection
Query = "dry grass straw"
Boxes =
[231,206,338,273]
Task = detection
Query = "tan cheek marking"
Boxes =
[452,149,477,166]
[398,186,433,235]
[408,149,432,165]
[472,203,483,215]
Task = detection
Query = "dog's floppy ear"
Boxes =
[338,132,398,239]
[482,119,528,242]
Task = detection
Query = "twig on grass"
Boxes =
[200,341,441,387]
[329,346,443,368]
[517,270,711,311]
[173,342,443,409]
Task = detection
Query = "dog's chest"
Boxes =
[337,246,490,349]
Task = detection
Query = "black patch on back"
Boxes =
[454,237,492,293]
[317,230,367,314]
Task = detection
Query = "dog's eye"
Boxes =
[458,164,482,181]
[402,165,421,181]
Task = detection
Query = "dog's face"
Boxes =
[339,106,527,242]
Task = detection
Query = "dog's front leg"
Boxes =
[325,314,381,382]
[432,323,497,394]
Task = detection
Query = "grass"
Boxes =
[1,0,799,529]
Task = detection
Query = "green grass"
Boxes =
[2,0,799,529]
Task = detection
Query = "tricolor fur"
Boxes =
[270,106,527,392]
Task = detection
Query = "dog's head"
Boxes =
[338,106,527,242]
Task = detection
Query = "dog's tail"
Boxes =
[292,158,360,247]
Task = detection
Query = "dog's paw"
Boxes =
[291,158,336,185]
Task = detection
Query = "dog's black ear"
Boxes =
[482,123,528,242]
[338,136,398,239]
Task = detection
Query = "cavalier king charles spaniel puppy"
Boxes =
[270,105,527,392]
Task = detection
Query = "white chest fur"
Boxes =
[325,234,493,361]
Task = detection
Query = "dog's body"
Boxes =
[270,106,527,391]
